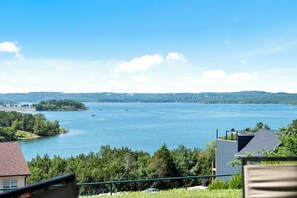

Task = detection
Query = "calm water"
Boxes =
[19,103,297,161]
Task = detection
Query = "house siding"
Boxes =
[216,139,240,181]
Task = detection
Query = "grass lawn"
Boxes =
[80,189,242,198]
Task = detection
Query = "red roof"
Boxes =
[0,142,31,177]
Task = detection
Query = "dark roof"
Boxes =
[0,142,31,177]
[236,129,280,156]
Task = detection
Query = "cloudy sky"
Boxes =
[1,0,297,93]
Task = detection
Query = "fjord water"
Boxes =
[20,103,297,161]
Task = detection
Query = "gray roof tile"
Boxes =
[236,129,280,156]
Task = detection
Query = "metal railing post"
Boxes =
[110,183,112,196]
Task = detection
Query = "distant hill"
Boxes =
[0,91,297,104]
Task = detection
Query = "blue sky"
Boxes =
[1,0,297,93]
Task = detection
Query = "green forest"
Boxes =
[0,111,67,141]
[34,99,88,111]
[28,142,215,191]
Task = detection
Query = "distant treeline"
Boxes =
[0,100,16,106]
[27,143,215,192]
[34,99,88,111]
[0,111,66,141]
[0,91,297,104]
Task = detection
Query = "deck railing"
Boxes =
[0,173,236,197]
[77,173,236,196]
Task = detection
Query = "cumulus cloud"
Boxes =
[133,75,148,83]
[202,70,226,80]
[166,52,187,63]
[115,54,163,72]
[107,80,119,87]
[1,57,297,93]
[0,41,24,60]
[201,69,254,84]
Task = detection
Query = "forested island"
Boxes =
[0,111,67,141]
[34,99,88,111]
[0,91,297,104]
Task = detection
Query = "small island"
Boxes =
[34,99,88,111]
[0,111,67,142]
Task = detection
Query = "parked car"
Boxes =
[143,187,160,192]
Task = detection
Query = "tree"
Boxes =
[273,119,297,156]
[255,122,270,130]
[0,126,17,141]
[150,144,178,178]
[245,122,270,131]
[200,141,216,175]
[150,144,179,189]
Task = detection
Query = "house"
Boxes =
[215,129,280,180]
[0,142,31,191]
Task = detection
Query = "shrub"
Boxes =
[228,175,242,189]
[207,179,228,190]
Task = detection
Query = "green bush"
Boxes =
[208,179,228,190]
[228,175,242,189]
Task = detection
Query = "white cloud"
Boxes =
[226,72,254,84]
[115,54,163,72]
[202,70,226,80]
[133,75,148,83]
[107,80,119,87]
[0,59,117,93]
[201,69,254,84]
[0,41,24,60]
[1,53,297,93]
[166,52,187,63]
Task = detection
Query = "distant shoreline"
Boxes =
[0,107,36,111]
[18,135,40,140]
[1,91,297,105]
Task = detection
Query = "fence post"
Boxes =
[184,179,187,189]
[110,183,112,196]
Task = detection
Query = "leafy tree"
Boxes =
[150,144,178,178]
[271,119,297,156]
[150,144,179,189]
[245,122,270,131]
[0,126,17,141]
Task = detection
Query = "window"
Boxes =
[3,179,18,189]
